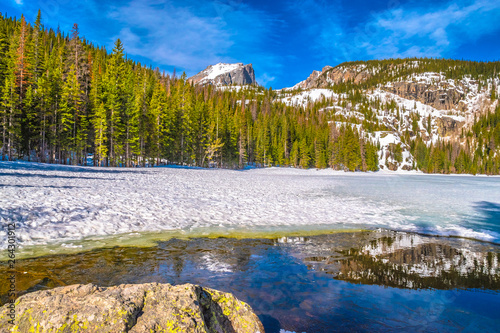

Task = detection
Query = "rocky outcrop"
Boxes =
[385,161,399,171]
[324,66,371,86]
[0,283,264,333]
[292,66,331,89]
[435,116,465,137]
[383,82,464,110]
[188,63,256,86]
[293,65,371,89]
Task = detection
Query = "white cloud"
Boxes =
[362,0,500,59]
[107,0,279,77]
[256,73,276,86]
[291,0,500,63]
[108,0,233,72]
[14,0,23,5]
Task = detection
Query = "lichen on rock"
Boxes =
[0,283,264,333]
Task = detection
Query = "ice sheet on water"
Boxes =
[0,162,499,250]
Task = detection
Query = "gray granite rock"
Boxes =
[0,283,264,333]
[188,63,256,86]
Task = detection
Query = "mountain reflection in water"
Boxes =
[2,231,499,332]
[295,233,500,290]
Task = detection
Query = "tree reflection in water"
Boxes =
[1,231,499,332]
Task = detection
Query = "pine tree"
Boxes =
[60,64,82,163]
[1,73,19,159]
[104,39,125,166]
[31,10,43,83]
[148,80,168,165]
[93,101,107,166]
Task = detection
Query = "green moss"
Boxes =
[6,228,368,260]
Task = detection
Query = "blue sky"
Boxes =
[3,0,500,88]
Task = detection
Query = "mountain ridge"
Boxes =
[0,12,498,174]
[187,62,256,86]
[275,58,499,172]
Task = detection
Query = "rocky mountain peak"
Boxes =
[291,63,373,90]
[292,65,333,90]
[188,62,256,86]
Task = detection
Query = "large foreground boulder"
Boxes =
[0,283,264,333]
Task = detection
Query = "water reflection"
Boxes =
[1,231,499,332]
[293,232,500,290]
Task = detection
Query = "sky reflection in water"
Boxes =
[2,231,500,332]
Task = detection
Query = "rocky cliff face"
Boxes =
[323,65,371,86]
[0,283,264,333]
[383,82,464,110]
[292,65,468,111]
[435,116,465,137]
[188,63,256,86]
[292,66,331,89]
[293,65,371,89]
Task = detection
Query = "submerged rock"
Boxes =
[0,283,264,333]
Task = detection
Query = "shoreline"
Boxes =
[3,227,500,261]
[2,160,500,256]
[3,160,500,177]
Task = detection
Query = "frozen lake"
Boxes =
[1,161,499,257]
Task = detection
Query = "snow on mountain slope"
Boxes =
[282,66,499,171]
[202,63,241,81]
[188,63,256,86]
[369,131,414,171]
[367,88,463,140]
[278,89,337,106]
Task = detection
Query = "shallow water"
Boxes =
[2,231,499,332]
[2,163,500,255]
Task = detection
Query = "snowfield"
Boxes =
[196,63,244,85]
[1,162,499,255]
[279,89,337,106]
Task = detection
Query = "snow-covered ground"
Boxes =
[1,162,499,257]
[367,131,414,171]
[279,89,337,106]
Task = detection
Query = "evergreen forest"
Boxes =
[1,12,499,174]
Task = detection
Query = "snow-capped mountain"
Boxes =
[188,63,256,86]
[279,59,499,171]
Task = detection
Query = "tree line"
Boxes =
[0,12,377,171]
[1,13,498,174]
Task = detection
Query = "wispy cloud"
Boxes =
[286,0,345,64]
[256,73,276,87]
[108,0,279,77]
[108,0,232,72]
[364,0,500,59]
[290,0,500,63]
[13,0,23,5]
